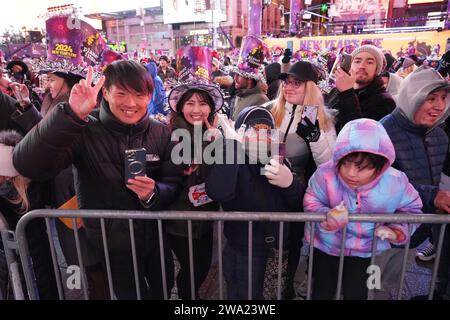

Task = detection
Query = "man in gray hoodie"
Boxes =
[381,66,450,299]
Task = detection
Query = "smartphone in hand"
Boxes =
[124,148,147,182]
[301,105,318,126]
[339,53,352,73]
[11,84,23,102]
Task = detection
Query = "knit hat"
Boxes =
[235,106,275,130]
[402,57,416,69]
[0,144,19,177]
[351,45,386,75]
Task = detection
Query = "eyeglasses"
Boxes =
[282,78,304,89]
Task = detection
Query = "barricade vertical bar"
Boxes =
[72,218,88,300]
[368,227,378,300]
[276,221,284,300]
[187,220,196,300]
[44,218,64,300]
[16,217,38,300]
[248,221,253,300]
[397,224,412,300]
[100,218,115,300]
[307,222,316,301]
[336,227,347,300]
[217,220,224,300]
[429,224,447,300]
[157,220,168,300]
[1,230,25,300]
[129,219,141,300]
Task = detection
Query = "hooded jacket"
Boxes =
[381,67,450,213]
[206,106,305,250]
[231,81,269,120]
[145,61,167,115]
[385,72,403,102]
[303,119,422,257]
[326,76,396,132]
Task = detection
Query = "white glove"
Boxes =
[217,114,246,142]
[375,225,397,241]
[263,158,293,188]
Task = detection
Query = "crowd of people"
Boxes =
[1,38,450,301]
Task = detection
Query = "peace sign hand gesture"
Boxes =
[68,66,105,120]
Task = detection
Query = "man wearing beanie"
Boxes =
[326,44,396,132]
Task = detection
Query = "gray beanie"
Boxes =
[351,45,386,75]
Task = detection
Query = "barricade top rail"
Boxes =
[16,209,450,227]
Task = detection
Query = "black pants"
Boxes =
[312,249,371,300]
[106,222,174,300]
[434,225,450,296]
[168,229,213,300]
[283,222,304,298]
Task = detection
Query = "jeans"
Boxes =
[223,243,269,300]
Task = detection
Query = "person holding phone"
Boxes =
[165,81,223,299]
[326,44,396,132]
[13,60,182,300]
[267,61,337,299]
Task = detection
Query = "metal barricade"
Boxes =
[0,212,25,300]
[14,209,450,300]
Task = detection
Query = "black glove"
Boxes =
[437,50,450,78]
[296,117,320,143]
[282,48,292,64]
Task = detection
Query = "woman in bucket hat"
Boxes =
[165,46,223,299]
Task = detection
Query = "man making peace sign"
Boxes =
[13,60,182,300]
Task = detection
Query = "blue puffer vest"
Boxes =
[381,108,449,213]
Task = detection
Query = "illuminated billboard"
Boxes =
[333,0,389,21]
[407,0,443,4]
[163,0,226,24]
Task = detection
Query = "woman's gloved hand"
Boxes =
[263,158,294,188]
[296,117,320,143]
[217,114,246,142]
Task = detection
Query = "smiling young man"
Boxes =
[326,45,396,132]
[13,60,182,299]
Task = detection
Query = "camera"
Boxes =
[124,148,147,182]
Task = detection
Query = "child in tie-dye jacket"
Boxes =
[303,118,422,300]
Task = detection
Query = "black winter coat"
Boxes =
[381,108,449,213]
[13,100,182,253]
[326,76,396,132]
[0,91,42,134]
[205,140,305,251]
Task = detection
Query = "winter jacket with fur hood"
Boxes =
[381,67,450,213]
[304,119,423,257]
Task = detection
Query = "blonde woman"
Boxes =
[271,61,336,176]
[0,130,57,299]
[268,61,336,299]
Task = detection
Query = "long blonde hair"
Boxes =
[271,80,334,131]
[7,176,31,214]
[0,130,30,214]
